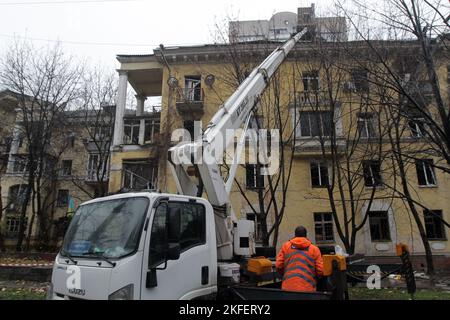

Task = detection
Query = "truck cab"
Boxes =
[48,192,218,300]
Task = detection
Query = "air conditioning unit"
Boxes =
[343,81,356,93]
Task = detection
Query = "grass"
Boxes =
[0,285,449,300]
[0,257,52,265]
[349,287,450,300]
[0,287,47,300]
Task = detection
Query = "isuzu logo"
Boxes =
[68,288,86,296]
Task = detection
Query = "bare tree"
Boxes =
[337,0,450,171]
[332,0,450,274]
[0,40,83,251]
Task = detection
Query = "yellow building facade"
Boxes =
[110,40,450,267]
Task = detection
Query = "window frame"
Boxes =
[424,210,447,241]
[122,160,158,190]
[363,160,383,187]
[245,164,265,190]
[298,111,333,138]
[357,113,377,138]
[5,216,28,238]
[148,200,207,268]
[310,161,329,188]
[416,159,437,187]
[351,68,369,93]
[61,160,73,177]
[302,71,320,92]
[314,212,334,243]
[144,119,160,143]
[123,119,141,145]
[368,211,391,242]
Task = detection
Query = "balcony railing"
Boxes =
[176,87,205,118]
[176,87,204,103]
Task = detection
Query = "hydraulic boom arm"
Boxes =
[168,29,307,260]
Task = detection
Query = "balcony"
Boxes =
[293,137,347,157]
[176,87,205,119]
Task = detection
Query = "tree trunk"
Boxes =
[16,180,33,251]
[0,179,5,252]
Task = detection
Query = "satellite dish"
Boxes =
[205,74,215,87]
[167,76,179,88]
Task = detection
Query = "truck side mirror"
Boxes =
[167,207,181,242]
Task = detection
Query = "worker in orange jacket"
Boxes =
[276,226,324,292]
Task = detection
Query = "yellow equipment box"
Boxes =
[322,255,347,276]
[247,257,273,275]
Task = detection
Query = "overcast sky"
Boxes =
[0,0,337,69]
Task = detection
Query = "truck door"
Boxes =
[141,198,216,300]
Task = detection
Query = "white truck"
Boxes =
[48,29,329,300]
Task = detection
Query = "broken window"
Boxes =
[314,213,334,242]
[122,159,158,190]
[298,111,332,137]
[123,120,140,145]
[302,71,319,91]
[7,184,28,211]
[416,159,436,186]
[184,76,202,101]
[310,162,329,188]
[357,113,377,138]
[408,118,426,138]
[61,160,73,177]
[368,211,391,241]
[87,154,108,181]
[144,119,160,143]
[351,68,369,92]
[424,210,446,240]
[363,160,383,187]
[246,164,265,189]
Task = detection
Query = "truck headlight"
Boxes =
[108,284,134,300]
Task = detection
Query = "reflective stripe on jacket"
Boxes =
[275,237,324,292]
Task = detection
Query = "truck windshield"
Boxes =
[61,197,149,259]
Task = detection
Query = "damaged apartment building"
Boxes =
[110,12,450,267]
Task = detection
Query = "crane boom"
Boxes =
[168,29,307,260]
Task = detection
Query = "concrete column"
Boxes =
[136,94,146,116]
[138,119,146,145]
[113,70,128,147]
[136,95,147,145]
